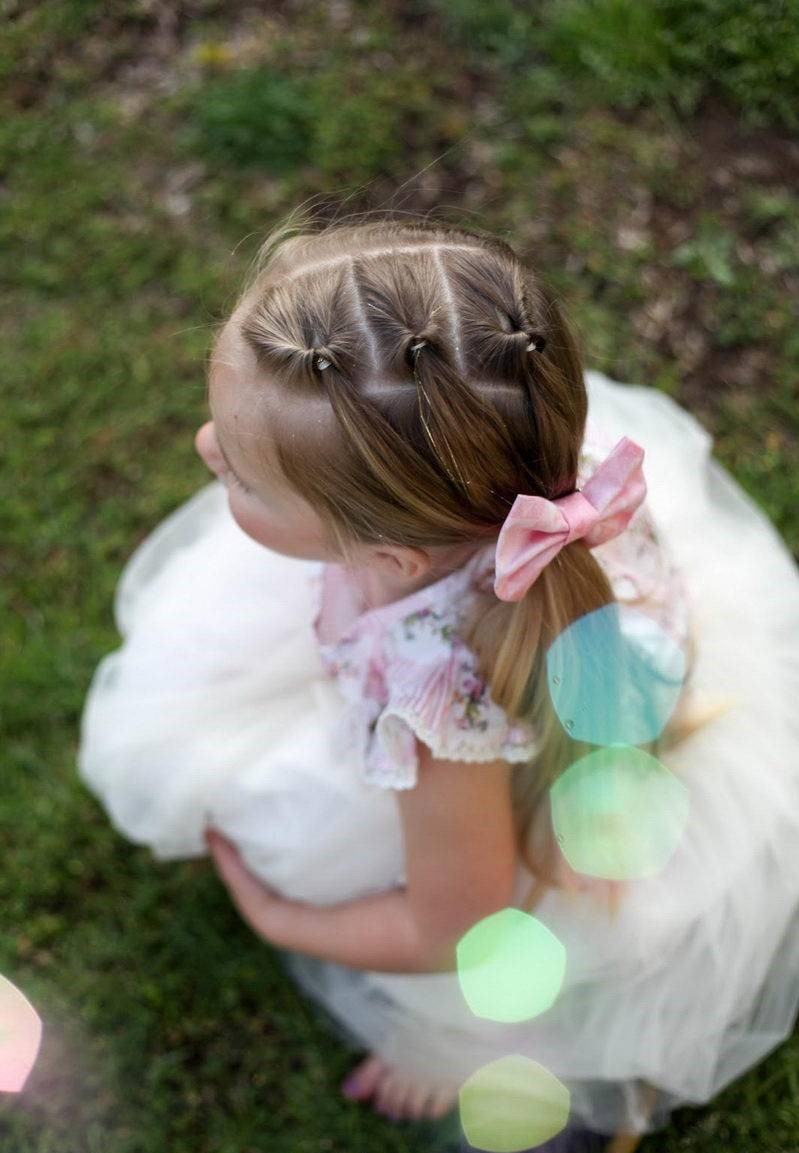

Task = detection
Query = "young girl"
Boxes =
[77,214,799,1151]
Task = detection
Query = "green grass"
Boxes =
[436,0,799,130]
[1,1,798,1149]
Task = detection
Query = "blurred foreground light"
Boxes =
[0,973,43,1092]
[456,908,566,1023]
[459,1054,570,1152]
[550,745,690,879]
[547,604,688,746]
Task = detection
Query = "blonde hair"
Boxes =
[216,208,727,914]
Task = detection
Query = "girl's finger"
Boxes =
[205,826,232,850]
[207,835,278,924]
[211,840,255,890]
[206,831,239,869]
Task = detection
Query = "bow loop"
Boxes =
[493,436,647,602]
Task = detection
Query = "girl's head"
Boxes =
[196,210,696,904]
[197,213,588,585]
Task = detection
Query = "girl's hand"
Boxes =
[204,827,289,943]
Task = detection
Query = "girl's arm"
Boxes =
[206,743,519,974]
[392,741,519,964]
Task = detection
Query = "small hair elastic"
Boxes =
[526,334,547,353]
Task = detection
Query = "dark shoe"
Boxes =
[460,1121,609,1152]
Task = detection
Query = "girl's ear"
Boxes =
[369,545,432,582]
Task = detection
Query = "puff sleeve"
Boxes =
[363,606,541,790]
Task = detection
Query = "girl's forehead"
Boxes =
[208,320,333,474]
[209,317,257,396]
[207,330,276,472]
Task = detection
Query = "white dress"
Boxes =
[76,370,799,1138]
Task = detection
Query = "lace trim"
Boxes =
[367,705,541,790]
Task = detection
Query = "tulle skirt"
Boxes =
[76,371,799,1137]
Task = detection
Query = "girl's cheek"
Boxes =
[227,495,294,553]
[229,499,328,560]
[227,492,270,541]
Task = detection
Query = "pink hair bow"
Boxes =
[493,436,647,602]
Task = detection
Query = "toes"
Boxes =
[426,1084,459,1120]
[404,1081,433,1122]
[374,1069,408,1120]
[344,1055,458,1124]
[376,1074,458,1123]
[341,1053,385,1101]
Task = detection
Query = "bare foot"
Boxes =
[340,1052,459,1122]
